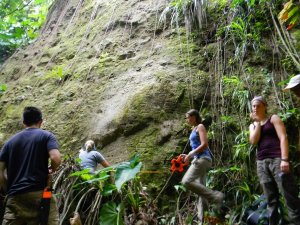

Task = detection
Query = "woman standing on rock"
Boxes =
[181,109,224,224]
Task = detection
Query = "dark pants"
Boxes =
[2,190,59,225]
[0,193,5,223]
[257,158,300,225]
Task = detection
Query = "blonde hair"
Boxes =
[84,140,95,152]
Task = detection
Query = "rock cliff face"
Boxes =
[0,0,208,170]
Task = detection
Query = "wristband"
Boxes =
[281,158,289,162]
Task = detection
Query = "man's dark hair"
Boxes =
[23,106,43,126]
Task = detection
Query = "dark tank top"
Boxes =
[257,116,281,160]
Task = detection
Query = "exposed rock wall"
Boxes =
[0,0,209,170]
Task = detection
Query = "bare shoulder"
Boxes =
[197,124,206,132]
[249,123,255,129]
[270,114,282,124]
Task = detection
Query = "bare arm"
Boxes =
[49,149,61,172]
[271,115,290,173]
[101,160,110,168]
[249,121,261,145]
[0,161,7,192]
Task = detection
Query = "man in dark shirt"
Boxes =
[283,74,300,98]
[0,106,61,225]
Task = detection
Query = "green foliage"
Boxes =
[98,52,113,72]
[0,0,53,62]
[99,202,125,225]
[69,168,91,177]
[0,84,7,94]
[55,155,148,225]
[69,154,142,193]
[44,65,70,82]
[231,0,271,7]
[160,0,191,27]
[115,154,142,191]
[124,181,146,214]
[69,166,115,193]
[223,0,276,61]
[278,107,300,122]
[233,130,251,160]
[160,0,207,33]
[222,76,250,114]
[174,184,186,192]
[278,0,300,30]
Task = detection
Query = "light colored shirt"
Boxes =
[79,149,105,173]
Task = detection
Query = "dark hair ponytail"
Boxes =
[186,109,202,124]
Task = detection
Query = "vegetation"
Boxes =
[44,65,71,83]
[0,0,52,63]
[1,0,300,224]
[278,0,300,30]
[158,0,300,224]
[54,154,159,225]
[0,84,7,95]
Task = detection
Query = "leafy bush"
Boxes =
[44,65,71,83]
[278,0,300,30]
[54,154,160,225]
[0,0,53,62]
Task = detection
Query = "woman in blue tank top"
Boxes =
[181,109,224,225]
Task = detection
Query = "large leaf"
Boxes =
[99,202,124,225]
[114,154,142,191]
[72,174,110,189]
[102,184,117,196]
[69,168,91,177]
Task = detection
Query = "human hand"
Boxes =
[250,112,260,122]
[181,153,193,164]
[180,154,189,164]
[280,161,290,173]
[180,154,186,161]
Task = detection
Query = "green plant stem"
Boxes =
[270,5,300,70]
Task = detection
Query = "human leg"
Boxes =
[196,177,208,225]
[260,181,280,225]
[182,158,223,204]
[182,159,208,224]
[2,190,59,225]
[2,191,40,225]
[257,159,280,225]
[270,159,300,225]
[196,199,212,225]
[47,194,59,225]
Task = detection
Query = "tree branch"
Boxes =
[0,0,34,19]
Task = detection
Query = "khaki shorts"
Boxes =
[2,190,59,225]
